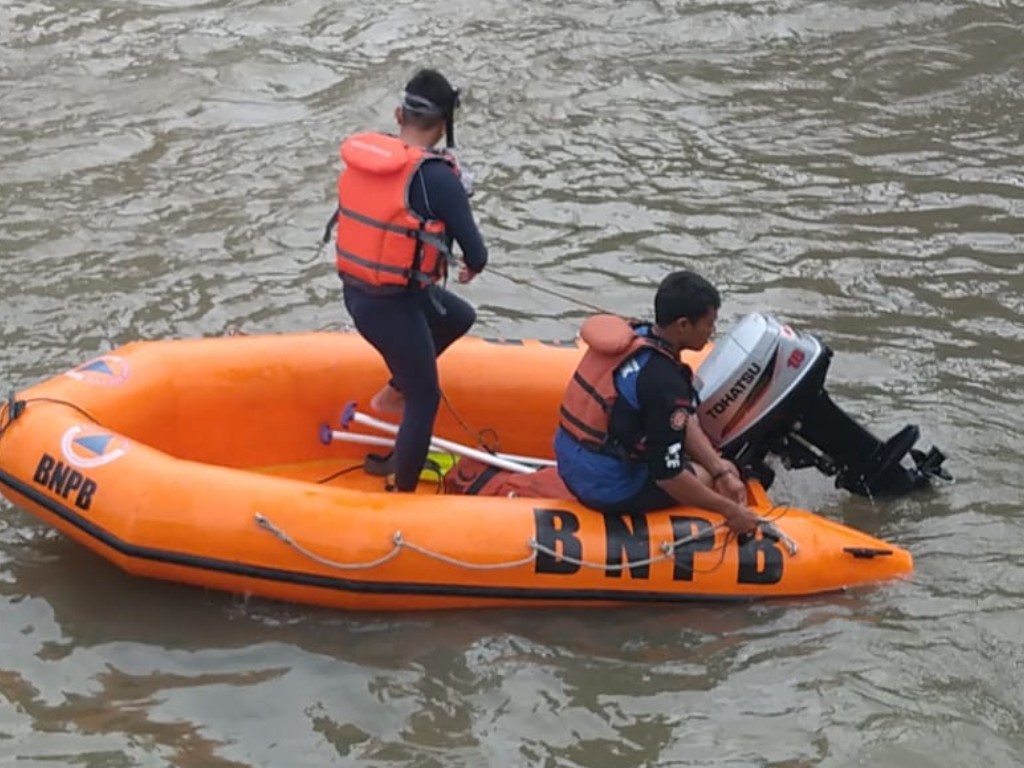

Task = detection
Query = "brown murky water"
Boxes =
[1,0,1023,765]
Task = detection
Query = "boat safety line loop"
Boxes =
[255,513,403,570]
[255,514,741,573]
[399,533,538,570]
[530,524,730,571]
[254,512,537,571]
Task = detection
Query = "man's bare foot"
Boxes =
[370,384,404,415]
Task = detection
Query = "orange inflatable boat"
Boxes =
[0,331,913,611]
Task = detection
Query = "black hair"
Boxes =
[654,270,721,325]
[401,68,459,132]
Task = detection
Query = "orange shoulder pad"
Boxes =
[579,314,635,355]
[340,132,408,174]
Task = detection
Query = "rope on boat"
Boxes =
[398,536,539,570]
[533,522,730,570]
[254,512,729,572]
[255,513,403,570]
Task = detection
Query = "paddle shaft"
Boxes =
[337,410,547,473]
[328,429,555,471]
[331,428,533,473]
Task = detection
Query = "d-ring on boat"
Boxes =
[0,315,948,611]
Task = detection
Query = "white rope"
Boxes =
[255,512,536,570]
[255,513,404,570]
[399,538,538,570]
[254,513,731,573]
[532,523,728,570]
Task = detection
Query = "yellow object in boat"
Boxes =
[420,451,458,481]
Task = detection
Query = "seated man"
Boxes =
[554,270,760,534]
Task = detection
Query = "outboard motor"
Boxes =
[694,313,950,498]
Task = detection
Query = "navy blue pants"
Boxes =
[343,283,476,491]
[572,463,695,515]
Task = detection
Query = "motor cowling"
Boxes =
[694,313,950,498]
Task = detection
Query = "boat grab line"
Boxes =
[254,512,729,572]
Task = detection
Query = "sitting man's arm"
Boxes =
[680,415,747,504]
[637,358,759,534]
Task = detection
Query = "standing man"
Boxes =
[555,270,760,534]
[334,68,488,492]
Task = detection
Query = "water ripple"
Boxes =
[2,0,1024,765]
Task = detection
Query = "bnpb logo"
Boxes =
[60,426,129,469]
[65,355,130,386]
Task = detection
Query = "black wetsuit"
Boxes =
[341,157,488,491]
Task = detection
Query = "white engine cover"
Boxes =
[695,313,824,449]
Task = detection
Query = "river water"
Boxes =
[1,0,1022,765]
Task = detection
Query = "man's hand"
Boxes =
[657,466,760,536]
[723,503,760,535]
[457,264,478,284]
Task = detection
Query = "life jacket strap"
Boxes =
[559,405,606,445]
[322,205,340,244]
[338,205,452,256]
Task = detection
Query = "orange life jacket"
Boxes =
[559,315,680,454]
[335,132,455,290]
